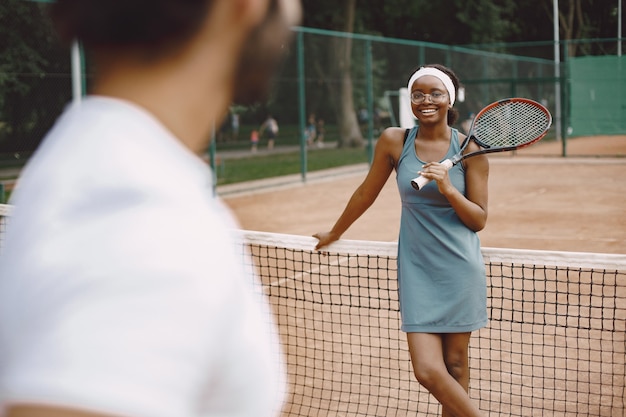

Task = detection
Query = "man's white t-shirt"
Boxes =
[0,97,285,417]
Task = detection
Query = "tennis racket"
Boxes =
[410,98,552,191]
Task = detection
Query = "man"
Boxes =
[0,1,301,416]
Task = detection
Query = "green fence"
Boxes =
[2,1,624,184]
[568,55,626,136]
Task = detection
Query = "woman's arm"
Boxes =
[447,149,488,232]
[313,128,402,250]
[419,140,489,232]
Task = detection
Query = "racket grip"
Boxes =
[410,159,454,191]
[410,175,430,190]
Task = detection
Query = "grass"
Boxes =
[215,146,370,185]
[0,147,368,201]
[0,123,372,197]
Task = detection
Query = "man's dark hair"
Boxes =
[50,0,214,53]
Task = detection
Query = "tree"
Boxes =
[0,0,71,156]
[555,0,621,56]
[499,0,622,55]
[301,0,525,146]
[4,0,622,156]
[329,0,363,147]
[302,0,364,148]
[453,0,518,44]
[351,1,519,46]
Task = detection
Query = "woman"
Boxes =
[314,64,488,417]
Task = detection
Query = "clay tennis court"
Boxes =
[224,135,626,255]
[225,135,626,416]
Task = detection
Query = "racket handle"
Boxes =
[410,175,430,190]
[410,159,454,191]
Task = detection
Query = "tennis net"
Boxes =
[239,230,626,417]
[1,204,625,416]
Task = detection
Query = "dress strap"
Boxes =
[448,128,460,156]
[397,126,418,170]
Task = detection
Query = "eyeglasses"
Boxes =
[410,91,448,104]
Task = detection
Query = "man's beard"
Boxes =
[232,2,293,106]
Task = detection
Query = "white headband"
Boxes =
[407,67,456,106]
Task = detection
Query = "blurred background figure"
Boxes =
[251,129,260,152]
[259,113,279,149]
[305,113,317,146]
[315,117,325,147]
[231,111,240,141]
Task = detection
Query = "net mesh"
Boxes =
[239,231,625,417]
[474,100,552,149]
[0,204,11,251]
[1,205,624,416]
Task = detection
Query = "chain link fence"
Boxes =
[2,1,624,176]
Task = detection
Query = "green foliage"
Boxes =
[0,0,71,156]
[3,0,623,165]
[453,0,518,44]
[303,0,519,45]
[0,0,49,94]
[302,0,623,46]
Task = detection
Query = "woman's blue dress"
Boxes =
[395,127,488,333]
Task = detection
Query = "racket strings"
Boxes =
[473,102,551,148]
